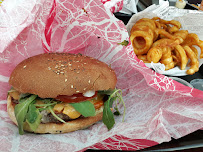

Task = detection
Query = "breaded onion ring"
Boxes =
[183,46,199,75]
[160,47,174,70]
[137,54,150,63]
[147,47,162,63]
[197,40,203,59]
[130,25,154,55]
[174,45,188,70]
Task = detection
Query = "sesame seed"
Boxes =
[71,85,74,88]
[76,71,80,73]
[60,71,64,74]
[23,65,27,69]
[55,65,58,68]
[48,67,51,70]
[76,61,79,62]
[88,80,91,83]
[61,64,64,66]
[84,63,87,64]
[65,79,67,82]
[84,88,86,90]
[76,90,80,93]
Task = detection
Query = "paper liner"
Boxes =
[0,0,203,151]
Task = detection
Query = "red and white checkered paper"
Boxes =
[0,0,202,151]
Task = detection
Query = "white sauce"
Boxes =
[175,0,186,9]
[83,90,95,97]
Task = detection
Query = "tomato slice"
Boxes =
[55,92,98,103]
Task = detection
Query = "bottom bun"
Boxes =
[7,95,103,134]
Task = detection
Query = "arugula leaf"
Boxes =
[26,104,42,132]
[14,95,37,135]
[34,102,58,107]
[70,101,96,117]
[98,90,115,96]
[102,97,117,130]
[37,98,54,104]
[117,40,129,46]
[100,89,126,130]
[19,93,31,99]
[26,104,38,123]
[114,107,121,116]
[114,89,126,122]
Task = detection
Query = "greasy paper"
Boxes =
[0,0,203,151]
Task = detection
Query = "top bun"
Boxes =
[9,53,117,98]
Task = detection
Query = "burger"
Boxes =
[7,53,125,134]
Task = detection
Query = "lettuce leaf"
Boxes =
[102,96,117,130]
[14,95,37,135]
[70,101,96,117]
[98,89,126,130]
[26,104,42,132]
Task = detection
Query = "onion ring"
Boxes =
[137,55,150,63]
[147,47,162,63]
[167,25,180,33]
[183,46,199,75]
[160,47,174,70]
[173,30,188,42]
[174,45,188,70]
[181,33,199,46]
[130,25,154,55]
[197,40,203,59]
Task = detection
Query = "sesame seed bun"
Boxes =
[9,53,117,98]
[7,95,103,134]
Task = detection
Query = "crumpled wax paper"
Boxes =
[0,0,203,151]
[101,0,123,13]
[0,0,123,54]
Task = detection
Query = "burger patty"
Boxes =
[40,110,83,123]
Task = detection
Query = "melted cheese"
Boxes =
[53,103,81,119]
[53,103,64,113]
[62,104,81,119]
[9,90,20,100]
